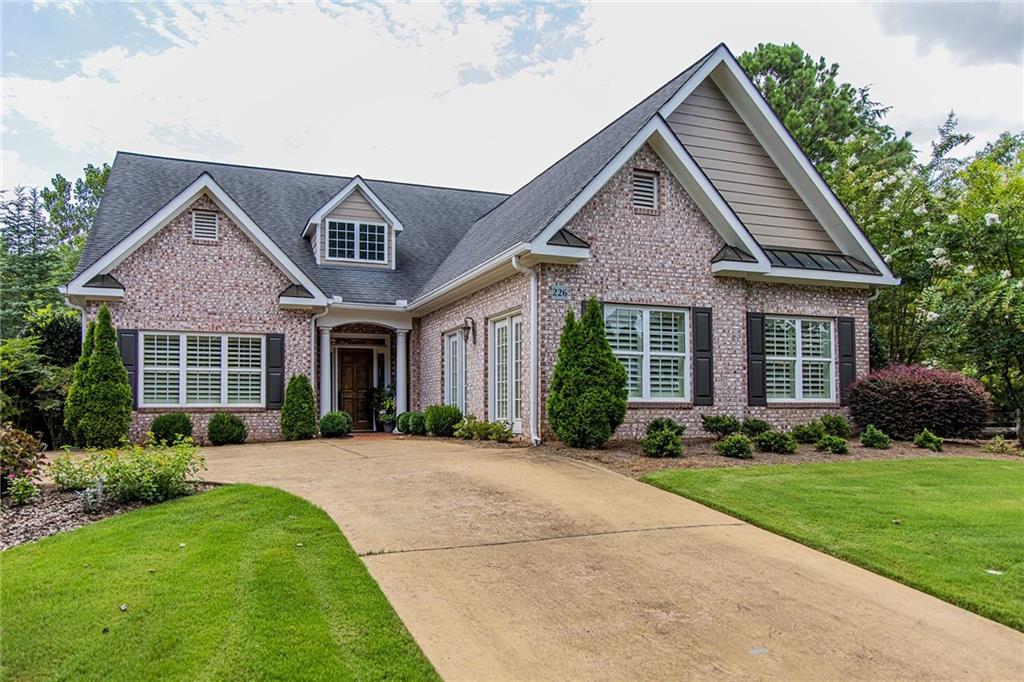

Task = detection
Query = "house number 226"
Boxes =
[550,284,570,301]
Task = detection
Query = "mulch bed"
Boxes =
[535,439,1022,479]
[1,483,216,551]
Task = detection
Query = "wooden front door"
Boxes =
[339,348,374,431]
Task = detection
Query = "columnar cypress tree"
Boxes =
[281,374,317,440]
[78,304,132,448]
[546,298,628,448]
[64,319,95,446]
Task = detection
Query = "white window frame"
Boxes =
[139,332,265,408]
[444,330,466,413]
[632,170,659,210]
[605,305,690,402]
[488,312,523,432]
[191,210,219,241]
[765,316,835,403]
[325,219,388,264]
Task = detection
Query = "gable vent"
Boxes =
[192,210,219,241]
[632,171,658,211]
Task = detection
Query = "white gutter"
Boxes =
[511,255,541,446]
[63,293,87,339]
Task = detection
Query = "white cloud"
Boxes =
[3,2,1022,192]
[2,148,51,189]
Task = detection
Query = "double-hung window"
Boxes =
[444,330,466,413]
[605,305,689,401]
[326,220,387,263]
[764,317,834,401]
[489,313,522,430]
[141,333,264,407]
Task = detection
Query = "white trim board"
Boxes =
[68,173,329,305]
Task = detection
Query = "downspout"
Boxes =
[511,255,541,446]
[63,293,87,338]
[867,286,881,303]
[310,304,330,385]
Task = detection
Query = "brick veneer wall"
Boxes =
[410,273,531,433]
[536,144,871,439]
[84,193,312,443]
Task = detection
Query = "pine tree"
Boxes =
[78,305,131,448]
[64,319,95,446]
[546,298,628,448]
[281,374,317,440]
[0,187,61,337]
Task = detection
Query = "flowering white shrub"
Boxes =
[984,213,1001,226]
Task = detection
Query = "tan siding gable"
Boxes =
[668,80,837,252]
[327,189,385,223]
[319,188,392,268]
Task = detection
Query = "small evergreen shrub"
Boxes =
[319,411,353,438]
[280,374,317,441]
[63,320,95,446]
[791,421,826,444]
[78,305,132,448]
[714,433,753,459]
[701,415,741,439]
[754,430,797,454]
[406,412,427,436]
[424,404,462,437]
[150,412,193,445]
[913,428,944,452]
[740,418,772,438]
[816,434,849,454]
[820,413,851,439]
[982,435,1020,455]
[546,299,628,449]
[859,424,891,449]
[847,365,992,439]
[207,413,247,445]
[645,418,686,438]
[641,426,683,458]
[396,412,412,433]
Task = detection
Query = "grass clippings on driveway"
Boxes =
[644,458,1024,631]
[0,484,438,681]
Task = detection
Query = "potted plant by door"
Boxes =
[372,386,397,432]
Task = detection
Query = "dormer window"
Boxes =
[632,170,658,211]
[327,220,387,263]
[192,210,219,240]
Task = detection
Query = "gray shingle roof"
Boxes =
[77,47,719,305]
[76,153,507,304]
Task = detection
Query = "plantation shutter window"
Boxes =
[489,313,523,432]
[140,332,264,407]
[444,331,466,412]
[326,220,387,263]
[191,210,219,241]
[764,316,834,402]
[632,171,658,210]
[604,305,690,401]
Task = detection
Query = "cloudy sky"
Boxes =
[2,1,1021,193]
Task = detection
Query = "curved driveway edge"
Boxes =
[203,437,1024,681]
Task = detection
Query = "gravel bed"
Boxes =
[536,439,1022,479]
[1,483,215,551]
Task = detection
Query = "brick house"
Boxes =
[62,44,898,443]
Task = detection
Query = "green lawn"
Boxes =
[644,458,1024,631]
[1,485,438,681]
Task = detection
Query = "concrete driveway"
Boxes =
[203,436,1023,681]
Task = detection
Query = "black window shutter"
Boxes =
[838,317,856,405]
[266,334,285,409]
[746,313,766,406]
[117,330,138,408]
[692,307,713,405]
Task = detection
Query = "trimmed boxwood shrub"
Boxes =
[406,411,427,436]
[646,417,686,438]
[714,433,753,459]
[281,375,317,441]
[859,424,891,449]
[424,404,462,437]
[913,428,944,452]
[816,434,849,454]
[546,299,628,449]
[848,365,992,440]
[755,430,797,454]
[819,413,851,439]
[207,412,247,445]
[740,418,772,438]
[396,412,412,433]
[791,420,825,444]
[78,305,132,448]
[150,412,193,445]
[320,411,353,438]
[701,415,741,440]
[641,427,683,458]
